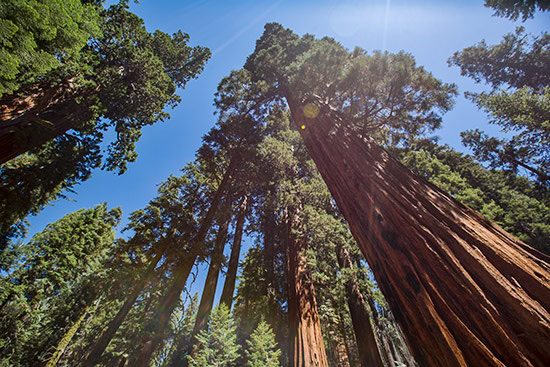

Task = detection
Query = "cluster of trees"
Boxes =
[0,0,549,366]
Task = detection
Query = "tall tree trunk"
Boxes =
[336,246,384,367]
[286,95,550,367]
[262,191,278,328]
[131,158,237,367]
[286,209,329,367]
[191,213,231,336]
[133,255,196,367]
[219,195,248,309]
[83,249,165,366]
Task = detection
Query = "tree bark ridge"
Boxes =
[286,95,550,367]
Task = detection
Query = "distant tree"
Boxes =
[187,304,240,367]
[245,320,281,367]
[484,0,550,20]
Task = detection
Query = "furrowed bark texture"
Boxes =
[287,96,550,367]
[84,249,164,366]
[336,246,384,367]
[286,211,329,367]
[220,195,248,309]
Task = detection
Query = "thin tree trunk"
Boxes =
[45,304,91,367]
[286,95,550,367]
[131,158,237,367]
[133,255,196,367]
[336,245,384,367]
[192,214,230,336]
[263,192,278,328]
[286,209,329,367]
[336,307,355,367]
[83,249,165,366]
[219,195,248,309]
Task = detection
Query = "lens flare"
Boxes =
[303,103,320,119]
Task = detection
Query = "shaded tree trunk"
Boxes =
[191,212,231,336]
[287,95,550,367]
[219,195,248,309]
[336,245,384,367]
[286,209,329,367]
[263,192,278,328]
[83,248,165,366]
[133,255,196,367]
[132,159,237,367]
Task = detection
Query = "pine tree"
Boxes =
[0,203,121,366]
[449,27,549,187]
[245,321,281,367]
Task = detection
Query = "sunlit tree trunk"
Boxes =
[286,95,550,367]
[286,209,329,367]
[336,246,384,367]
[219,195,248,309]
[0,81,91,164]
[44,304,90,367]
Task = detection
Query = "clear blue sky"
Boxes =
[22,0,549,299]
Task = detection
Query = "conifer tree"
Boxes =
[0,203,121,366]
[0,1,210,250]
[245,320,281,367]
[187,304,240,367]
[243,23,550,366]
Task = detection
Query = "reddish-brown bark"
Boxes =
[219,195,248,309]
[0,81,92,164]
[192,214,230,335]
[287,95,550,367]
[286,210,329,367]
[336,246,384,367]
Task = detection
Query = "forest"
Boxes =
[0,0,549,366]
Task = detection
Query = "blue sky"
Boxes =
[21,0,548,299]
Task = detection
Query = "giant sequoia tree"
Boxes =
[243,23,550,366]
[0,0,210,249]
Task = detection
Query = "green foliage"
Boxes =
[450,28,550,187]
[484,0,550,20]
[0,0,101,96]
[245,23,457,146]
[0,1,210,249]
[245,321,281,367]
[0,203,121,366]
[187,304,241,367]
[401,142,550,253]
